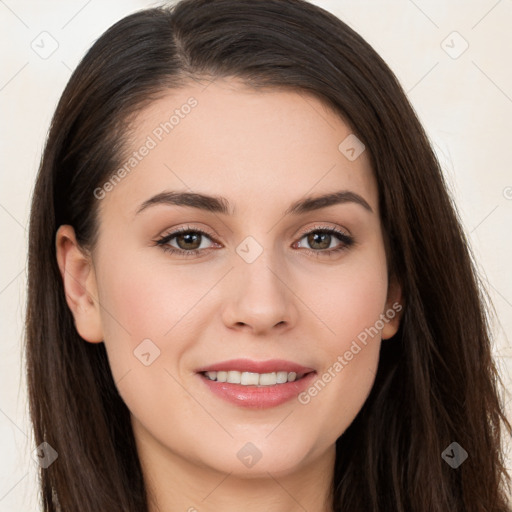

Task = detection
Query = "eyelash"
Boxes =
[154,224,355,258]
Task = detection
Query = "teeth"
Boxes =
[203,370,304,386]
[241,372,259,385]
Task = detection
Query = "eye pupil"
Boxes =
[308,232,330,250]
[177,232,201,250]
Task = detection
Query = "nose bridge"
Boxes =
[236,237,283,292]
[222,233,297,331]
[236,233,285,298]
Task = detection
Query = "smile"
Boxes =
[202,370,308,386]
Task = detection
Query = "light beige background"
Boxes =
[1,0,511,509]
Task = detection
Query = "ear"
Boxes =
[381,276,404,340]
[55,225,103,343]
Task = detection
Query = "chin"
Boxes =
[199,441,313,478]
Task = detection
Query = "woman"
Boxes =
[25,0,511,510]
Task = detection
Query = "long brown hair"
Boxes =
[25,0,511,510]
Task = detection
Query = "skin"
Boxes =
[56,78,402,512]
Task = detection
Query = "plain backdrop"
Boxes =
[1,0,511,509]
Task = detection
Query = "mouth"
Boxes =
[195,359,317,409]
[195,357,315,376]
[199,369,313,386]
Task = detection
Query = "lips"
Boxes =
[195,358,317,408]
[198,370,317,409]
[195,358,315,375]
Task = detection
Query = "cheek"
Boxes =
[96,248,202,342]
[93,250,205,433]
[297,246,388,433]
[93,245,223,387]
[308,245,388,352]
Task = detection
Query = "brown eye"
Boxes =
[174,231,203,250]
[296,227,354,255]
[306,231,333,250]
[155,226,218,257]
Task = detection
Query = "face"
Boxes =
[57,78,401,479]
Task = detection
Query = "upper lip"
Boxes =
[196,358,316,375]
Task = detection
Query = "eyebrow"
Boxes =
[135,189,373,216]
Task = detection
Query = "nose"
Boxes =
[220,249,299,336]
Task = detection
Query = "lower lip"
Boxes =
[198,372,317,409]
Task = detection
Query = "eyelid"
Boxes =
[157,223,216,238]
[155,224,220,247]
[295,222,351,239]
[156,222,351,244]
[154,222,354,257]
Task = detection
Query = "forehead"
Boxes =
[98,78,378,220]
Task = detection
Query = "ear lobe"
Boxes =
[55,225,103,343]
[382,277,404,340]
